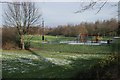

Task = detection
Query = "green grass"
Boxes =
[25,35,114,54]
[2,35,119,78]
[31,43,113,54]
[24,35,75,43]
[2,50,112,78]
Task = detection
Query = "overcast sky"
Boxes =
[0,2,118,27]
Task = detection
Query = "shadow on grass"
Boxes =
[27,49,46,61]
[32,57,104,79]
[49,57,117,80]
[2,51,118,79]
[68,56,119,80]
[67,58,102,80]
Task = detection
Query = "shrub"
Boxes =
[2,27,20,50]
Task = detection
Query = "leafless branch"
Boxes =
[95,0,108,14]
[74,0,109,14]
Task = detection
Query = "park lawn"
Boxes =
[24,35,113,44]
[24,35,75,43]
[31,43,114,54]
[2,45,114,78]
[2,35,119,78]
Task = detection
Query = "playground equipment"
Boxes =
[78,33,102,43]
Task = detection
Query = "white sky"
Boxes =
[40,2,118,27]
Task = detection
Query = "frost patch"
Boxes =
[18,58,37,66]
[45,58,71,65]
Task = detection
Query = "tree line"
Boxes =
[46,18,118,37]
[17,18,118,37]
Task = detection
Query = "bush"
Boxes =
[2,27,20,50]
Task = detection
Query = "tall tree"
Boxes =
[4,2,41,49]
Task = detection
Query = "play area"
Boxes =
[60,33,115,45]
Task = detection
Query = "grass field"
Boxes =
[2,50,113,78]
[24,35,75,43]
[2,35,120,79]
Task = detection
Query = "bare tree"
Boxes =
[4,2,41,49]
[75,0,117,14]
